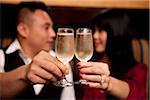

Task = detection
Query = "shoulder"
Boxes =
[130,63,147,73]
[125,63,148,99]
[124,63,147,78]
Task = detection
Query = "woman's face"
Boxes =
[93,27,107,53]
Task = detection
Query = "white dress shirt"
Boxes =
[0,39,75,100]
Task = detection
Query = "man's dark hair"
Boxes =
[14,1,49,35]
[16,1,49,24]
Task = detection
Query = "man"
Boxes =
[0,1,75,99]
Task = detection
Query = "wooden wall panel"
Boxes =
[0,0,149,9]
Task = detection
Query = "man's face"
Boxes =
[26,9,56,52]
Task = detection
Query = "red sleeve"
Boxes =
[82,87,107,100]
[123,63,148,100]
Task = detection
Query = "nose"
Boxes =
[49,27,56,38]
[93,31,100,40]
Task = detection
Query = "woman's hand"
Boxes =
[78,62,110,91]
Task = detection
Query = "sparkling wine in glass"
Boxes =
[75,28,93,84]
[54,28,74,87]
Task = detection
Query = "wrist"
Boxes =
[106,78,112,92]
[104,76,112,93]
[19,65,30,85]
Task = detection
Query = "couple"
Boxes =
[0,1,147,100]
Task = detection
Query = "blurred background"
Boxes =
[0,0,149,66]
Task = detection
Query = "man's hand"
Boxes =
[25,50,69,84]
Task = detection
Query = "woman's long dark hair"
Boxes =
[91,10,136,79]
[91,11,113,64]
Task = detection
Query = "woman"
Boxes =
[78,11,148,100]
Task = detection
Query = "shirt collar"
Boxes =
[5,39,22,54]
[5,39,56,57]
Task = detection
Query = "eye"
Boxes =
[44,26,49,30]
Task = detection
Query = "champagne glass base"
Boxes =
[53,79,73,87]
[78,79,88,85]
[53,79,88,87]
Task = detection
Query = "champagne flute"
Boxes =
[75,28,93,84]
[54,28,74,87]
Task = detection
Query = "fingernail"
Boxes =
[78,65,82,69]
[77,62,82,66]
[78,66,86,69]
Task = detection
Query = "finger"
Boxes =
[100,75,109,85]
[87,81,109,90]
[80,74,109,83]
[44,53,69,75]
[80,74,101,82]
[78,62,110,75]
[37,50,69,75]
[78,62,92,67]
[79,66,104,75]
[53,59,69,75]
[28,74,47,84]
[33,66,57,82]
[39,59,63,78]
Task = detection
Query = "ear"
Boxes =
[17,23,29,38]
